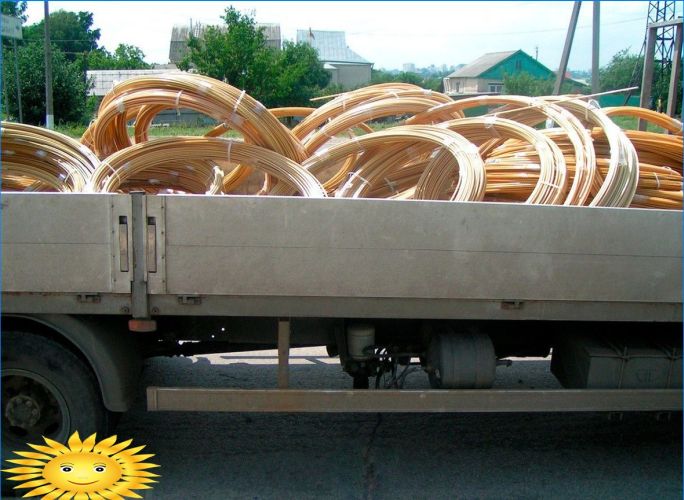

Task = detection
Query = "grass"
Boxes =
[368,120,404,132]
[50,116,400,140]
[38,113,681,140]
[608,115,665,133]
[55,123,89,138]
[54,122,241,140]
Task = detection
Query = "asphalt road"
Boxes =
[113,348,681,500]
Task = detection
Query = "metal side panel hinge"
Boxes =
[178,295,202,305]
[118,216,129,272]
[147,216,157,273]
[77,293,101,304]
[501,300,524,310]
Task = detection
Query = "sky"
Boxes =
[22,1,682,71]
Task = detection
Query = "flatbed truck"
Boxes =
[2,192,681,455]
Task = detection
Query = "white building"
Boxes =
[86,69,182,97]
[296,30,373,89]
[169,22,282,64]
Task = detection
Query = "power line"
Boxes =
[348,16,645,38]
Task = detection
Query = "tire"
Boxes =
[2,331,112,494]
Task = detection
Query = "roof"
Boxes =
[170,22,281,42]
[447,51,517,78]
[296,29,371,64]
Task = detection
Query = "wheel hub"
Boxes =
[5,394,42,428]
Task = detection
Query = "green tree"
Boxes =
[654,64,683,113]
[179,6,330,107]
[422,75,446,92]
[269,41,330,107]
[371,69,420,85]
[503,72,555,95]
[86,47,114,69]
[503,71,535,95]
[87,44,151,70]
[599,49,641,92]
[502,72,584,96]
[23,10,100,62]
[600,48,681,112]
[179,7,269,90]
[371,69,444,91]
[2,41,90,124]
[1,0,27,21]
[113,44,150,68]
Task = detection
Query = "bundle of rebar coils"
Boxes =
[2,73,682,209]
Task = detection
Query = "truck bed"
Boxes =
[2,192,681,322]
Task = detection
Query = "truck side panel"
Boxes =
[154,196,681,311]
[2,193,681,322]
[2,193,132,294]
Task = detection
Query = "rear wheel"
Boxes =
[2,331,112,493]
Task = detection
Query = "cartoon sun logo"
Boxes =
[2,431,159,499]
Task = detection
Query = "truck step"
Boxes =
[146,387,682,413]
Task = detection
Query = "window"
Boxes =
[515,60,522,71]
[488,83,503,93]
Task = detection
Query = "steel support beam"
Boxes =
[277,319,291,389]
[640,25,658,130]
[147,388,682,413]
[554,1,582,95]
[591,1,600,93]
[130,192,149,318]
[666,23,682,118]
[647,19,683,30]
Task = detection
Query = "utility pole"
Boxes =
[12,38,23,122]
[44,0,54,129]
[3,74,9,120]
[553,1,582,95]
[591,1,600,93]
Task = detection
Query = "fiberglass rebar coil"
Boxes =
[1,73,681,210]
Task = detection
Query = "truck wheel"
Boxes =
[2,331,112,493]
